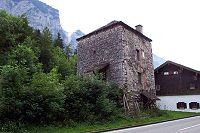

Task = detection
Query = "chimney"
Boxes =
[135,24,143,33]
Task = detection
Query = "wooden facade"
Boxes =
[154,61,200,96]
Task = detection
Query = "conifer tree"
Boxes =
[39,27,54,72]
[54,32,64,49]
[65,43,73,59]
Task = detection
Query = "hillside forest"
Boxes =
[0,10,123,131]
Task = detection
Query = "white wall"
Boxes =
[156,95,200,112]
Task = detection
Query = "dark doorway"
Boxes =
[98,65,109,80]
[140,91,159,109]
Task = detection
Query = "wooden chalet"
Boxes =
[155,61,200,112]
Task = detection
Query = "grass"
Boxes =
[2,111,199,133]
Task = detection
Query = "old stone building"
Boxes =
[77,21,157,115]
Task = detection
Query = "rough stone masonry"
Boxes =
[77,21,156,115]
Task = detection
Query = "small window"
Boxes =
[156,85,160,91]
[142,50,145,58]
[173,71,178,75]
[177,102,187,109]
[189,102,199,109]
[190,84,195,90]
[138,72,142,84]
[163,72,169,75]
[136,49,140,61]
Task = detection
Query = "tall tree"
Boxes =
[0,11,32,65]
[65,43,73,59]
[54,32,64,49]
[39,27,54,72]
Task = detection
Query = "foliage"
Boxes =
[65,43,73,59]
[38,27,54,72]
[63,75,123,122]
[51,47,76,79]
[20,68,65,123]
[0,65,28,120]
[0,67,65,124]
[0,10,32,65]
[0,10,123,132]
[8,45,39,74]
[54,32,64,49]
[0,121,25,133]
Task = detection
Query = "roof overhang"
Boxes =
[77,21,152,42]
[154,60,200,74]
[141,91,160,100]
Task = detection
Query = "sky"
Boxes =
[40,0,200,70]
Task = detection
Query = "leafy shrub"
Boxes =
[51,47,76,79]
[20,68,66,123]
[0,121,25,133]
[0,67,65,123]
[63,75,123,122]
[0,65,28,120]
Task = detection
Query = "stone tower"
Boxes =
[77,21,157,115]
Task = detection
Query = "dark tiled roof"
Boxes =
[77,21,152,42]
[95,20,119,31]
[154,60,200,74]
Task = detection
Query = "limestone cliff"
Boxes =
[68,30,85,51]
[153,54,165,68]
[0,0,67,42]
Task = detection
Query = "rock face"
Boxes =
[77,21,156,115]
[68,30,85,51]
[153,54,166,68]
[0,0,67,42]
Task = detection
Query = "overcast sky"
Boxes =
[40,0,200,70]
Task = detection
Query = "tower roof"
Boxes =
[77,21,152,42]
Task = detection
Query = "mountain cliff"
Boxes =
[0,0,68,42]
[153,54,165,68]
[68,30,85,51]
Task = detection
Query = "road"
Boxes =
[104,116,200,133]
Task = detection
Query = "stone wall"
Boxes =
[77,25,125,86]
[121,27,155,113]
[122,27,155,92]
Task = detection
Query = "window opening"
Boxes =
[189,102,199,109]
[177,102,187,109]
[138,72,142,84]
[164,72,169,75]
[136,49,140,61]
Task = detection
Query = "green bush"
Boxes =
[63,75,123,122]
[20,68,66,123]
[0,121,25,133]
[0,67,66,123]
[0,65,28,120]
